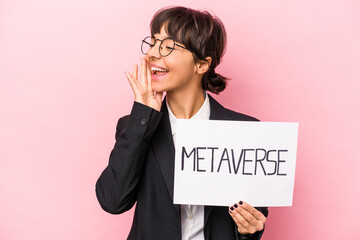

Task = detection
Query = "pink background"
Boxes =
[1,0,359,239]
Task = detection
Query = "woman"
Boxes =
[96,6,268,240]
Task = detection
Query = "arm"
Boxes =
[95,102,162,214]
[96,57,164,214]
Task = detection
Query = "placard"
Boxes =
[173,120,298,207]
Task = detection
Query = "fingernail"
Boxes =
[239,201,243,205]
[234,204,238,208]
[230,207,234,211]
[228,210,232,214]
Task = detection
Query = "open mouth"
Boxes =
[151,67,169,77]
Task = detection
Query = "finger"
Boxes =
[229,209,244,234]
[233,205,260,230]
[228,209,242,228]
[253,207,267,223]
[140,57,147,85]
[229,208,256,234]
[132,64,138,82]
[229,205,251,228]
[155,91,163,103]
[232,202,265,231]
[238,201,266,223]
[125,71,139,94]
[146,60,152,86]
[145,54,150,63]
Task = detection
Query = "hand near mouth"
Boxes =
[125,57,163,112]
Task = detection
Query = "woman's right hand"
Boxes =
[125,57,163,112]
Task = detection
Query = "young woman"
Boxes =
[96,6,268,240]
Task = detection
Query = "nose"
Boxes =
[146,41,161,59]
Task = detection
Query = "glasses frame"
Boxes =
[141,36,191,57]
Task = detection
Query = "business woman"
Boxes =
[96,6,268,240]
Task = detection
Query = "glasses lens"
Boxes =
[160,38,175,56]
[141,37,153,55]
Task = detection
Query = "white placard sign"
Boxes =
[173,120,298,207]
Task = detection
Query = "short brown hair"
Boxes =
[150,6,228,94]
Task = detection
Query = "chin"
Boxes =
[151,83,167,94]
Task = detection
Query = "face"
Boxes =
[146,26,201,94]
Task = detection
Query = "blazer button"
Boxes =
[140,118,147,125]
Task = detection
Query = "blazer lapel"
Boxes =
[208,94,231,120]
[150,99,181,214]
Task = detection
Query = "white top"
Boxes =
[167,92,210,240]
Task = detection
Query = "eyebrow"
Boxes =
[149,35,188,50]
[152,34,169,40]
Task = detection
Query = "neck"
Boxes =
[166,88,205,119]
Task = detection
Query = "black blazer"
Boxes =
[96,95,268,240]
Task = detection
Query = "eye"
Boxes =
[160,45,173,50]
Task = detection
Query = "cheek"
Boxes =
[167,57,196,77]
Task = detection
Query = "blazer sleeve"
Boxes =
[95,102,163,214]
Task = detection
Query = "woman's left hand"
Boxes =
[228,200,267,235]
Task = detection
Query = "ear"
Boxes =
[195,57,212,75]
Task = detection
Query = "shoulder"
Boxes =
[208,94,259,122]
[222,107,259,122]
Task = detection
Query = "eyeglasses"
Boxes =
[141,36,191,57]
